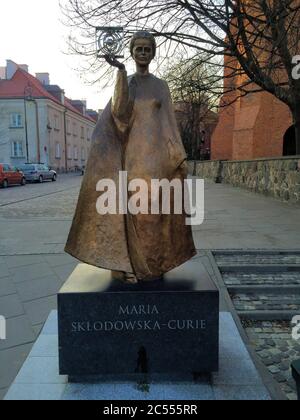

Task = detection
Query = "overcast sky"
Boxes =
[0,0,113,110]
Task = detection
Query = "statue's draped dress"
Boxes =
[65,70,196,281]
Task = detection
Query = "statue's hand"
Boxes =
[104,55,125,71]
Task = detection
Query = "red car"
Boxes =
[0,164,26,188]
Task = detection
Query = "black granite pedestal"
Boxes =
[58,259,219,379]
[291,360,300,400]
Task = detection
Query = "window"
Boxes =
[87,128,91,142]
[74,146,78,160]
[2,164,10,172]
[81,126,84,139]
[19,165,35,172]
[55,143,61,159]
[73,123,77,137]
[54,115,60,130]
[81,147,86,161]
[66,120,71,135]
[67,145,72,160]
[10,114,23,128]
[11,141,24,158]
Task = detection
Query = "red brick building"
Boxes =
[211,87,294,161]
[211,14,297,161]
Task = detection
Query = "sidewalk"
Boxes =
[193,180,300,250]
[0,253,78,399]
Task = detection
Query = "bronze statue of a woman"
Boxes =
[65,31,196,283]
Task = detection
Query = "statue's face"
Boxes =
[132,38,153,66]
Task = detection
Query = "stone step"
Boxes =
[224,272,300,287]
[220,266,300,275]
[231,293,300,312]
[228,285,300,295]
[214,252,300,266]
[238,310,300,321]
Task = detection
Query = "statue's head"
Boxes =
[130,31,156,66]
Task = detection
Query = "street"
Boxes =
[0,174,81,255]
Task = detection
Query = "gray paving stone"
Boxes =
[62,382,214,401]
[0,294,24,318]
[15,274,63,302]
[0,263,9,279]
[5,383,66,401]
[287,379,297,391]
[0,387,8,400]
[287,393,298,401]
[213,357,263,386]
[272,355,282,364]
[161,384,214,401]
[213,385,271,400]
[0,276,16,297]
[0,316,35,351]
[4,255,45,269]
[257,350,269,359]
[43,254,77,268]
[273,373,286,383]
[11,262,55,284]
[51,263,78,282]
[33,323,44,338]
[268,365,281,374]
[279,361,290,371]
[0,343,33,389]
[14,356,67,384]
[29,335,58,358]
[23,295,57,326]
[40,311,58,335]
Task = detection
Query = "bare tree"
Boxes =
[163,55,219,159]
[61,0,300,153]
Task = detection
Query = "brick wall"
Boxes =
[211,80,294,161]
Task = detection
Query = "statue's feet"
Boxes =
[111,271,138,284]
[125,273,139,284]
[112,271,164,284]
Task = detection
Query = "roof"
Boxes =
[0,67,98,124]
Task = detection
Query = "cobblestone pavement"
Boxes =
[0,173,81,207]
[0,174,81,255]
[215,251,300,400]
[243,320,299,400]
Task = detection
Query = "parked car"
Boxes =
[18,164,57,183]
[0,164,26,188]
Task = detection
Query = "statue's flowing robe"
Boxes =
[65,70,196,280]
